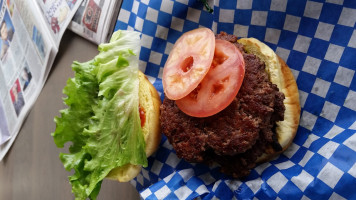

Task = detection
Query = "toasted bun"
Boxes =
[106,71,161,182]
[237,38,301,163]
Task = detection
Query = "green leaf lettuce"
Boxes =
[52,30,147,200]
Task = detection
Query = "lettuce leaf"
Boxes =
[52,31,147,200]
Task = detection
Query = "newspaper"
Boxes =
[0,0,83,160]
[68,0,122,44]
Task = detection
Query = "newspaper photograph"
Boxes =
[69,0,121,44]
[0,7,14,60]
[35,0,83,46]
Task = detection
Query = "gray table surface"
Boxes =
[0,31,141,200]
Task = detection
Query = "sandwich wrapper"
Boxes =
[115,0,356,199]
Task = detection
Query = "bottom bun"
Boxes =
[237,38,301,163]
[106,71,161,182]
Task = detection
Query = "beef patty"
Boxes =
[160,32,285,178]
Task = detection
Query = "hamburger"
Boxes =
[52,30,161,199]
[160,28,300,178]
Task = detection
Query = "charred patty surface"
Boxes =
[160,32,285,178]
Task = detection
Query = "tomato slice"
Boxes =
[176,39,245,117]
[163,28,215,100]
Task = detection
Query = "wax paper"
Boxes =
[115,0,356,199]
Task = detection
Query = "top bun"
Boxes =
[106,71,161,182]
[237,38,301,162]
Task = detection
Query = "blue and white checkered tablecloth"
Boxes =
[115,0,356,199]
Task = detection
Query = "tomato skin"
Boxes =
[176,39,245,118]
[163,28,215,100]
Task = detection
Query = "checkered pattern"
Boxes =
[115,0,356,199]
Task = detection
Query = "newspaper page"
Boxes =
[34,0,83,46]
[0,0,56,159]
[0,0,82,160]
[68,0,122,44]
